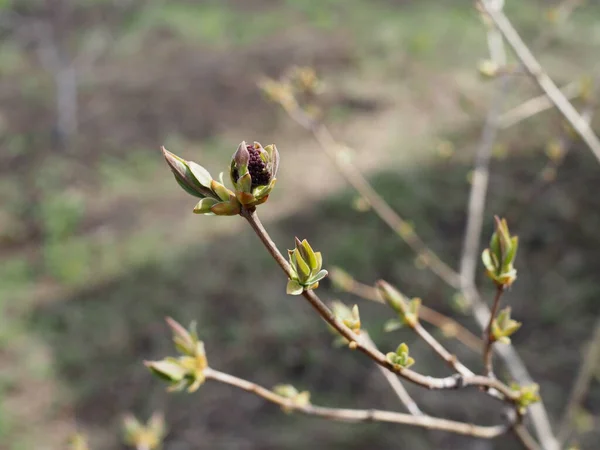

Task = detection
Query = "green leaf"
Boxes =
[238,172,252,193]
[481,249,496,273]
[307,269,328,285]
[145,360,186,382]
[504,236,519,267]
[193,197,219,214]
[211,180,231,202]
[383,319,404,332]
[314,252,323,272]
[175,175,205,198]
[188,161,213,189]
[286,279,304,295]
[300,240,318,272]
[294,248,311,280]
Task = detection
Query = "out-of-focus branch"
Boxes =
[204,368,511,439]
[498,81,581,130]
[557,318,600,445]
[330,271,482,352]
[477,0,600,163]
[362,332,423,416]
[459,75,509,288]
[275,101,462,290]
[462,6,556,447]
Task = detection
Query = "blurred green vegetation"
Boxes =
[1,0,600,449]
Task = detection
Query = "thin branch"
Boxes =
[204,367,510,439]
[557,317,600,445]
[514,423,543,450]
[477,0,600,163]
[482,287,504,377]
[334,275,482,352]
[498,81,581,130]
[362,332,423,416]
[462,285,557,450]
[459,75,509,290]
[240,208,519,402]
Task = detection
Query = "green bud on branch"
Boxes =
[273,384,311,413]
[482,216,519,288]
[286,237,328,295]
[122,412,166,450]
[331,301,361,334]
[376,280,420,327]
[386,342,415,369]
[511,383,541,414]
[491,307,522,344]
[145,317,208,393]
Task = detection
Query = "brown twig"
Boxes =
[334,275,482,352]
[241,208,519,401]
[477,0,600,163]
[557,317,600,445]
[204,367,510,438]
[482,286,504,377]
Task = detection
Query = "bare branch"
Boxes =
[204,368,510,439]
[498,81,581,130]
[333,274,482,352]
[478,0,600,163]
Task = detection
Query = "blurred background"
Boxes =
[1,0,600,449]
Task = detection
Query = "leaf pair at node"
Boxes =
[286,238,328,295]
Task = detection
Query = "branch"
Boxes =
[557,317,600,445]
[463,285,557,450]
[240,208,519,402]
[332,274,482,352]
[204,367,510,439]
[281,105,462,290]
[477,0,600,163]
[482,287,504,377]
[459,75,509,290]
[498,81,581,130]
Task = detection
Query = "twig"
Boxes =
[498,81,581,130]
[477,0,600,163]
[240,208,520,401]
[514,423,543,450]
[463,285,557,450]
[459,75,509,291]
[334,275,482,352]
[557,317,600,445]
[362,332,423,416]
[482,287,504,377]
[204,367,510,439]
